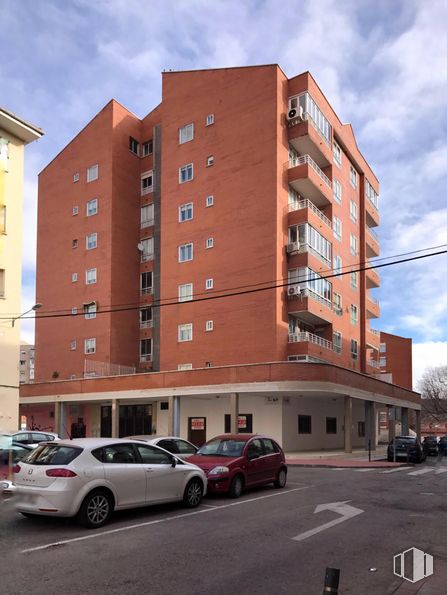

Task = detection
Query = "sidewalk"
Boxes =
[285,445,412,468]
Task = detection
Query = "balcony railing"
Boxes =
[288,198,331,229]
[367,295,379,305]
[140,354,152,362]
[367,359,381,369]
[288,153,331,189]
[141,253,154,263]
[141,219,155,229]
[140,287,153,296]
[288,331,333,351]
[287,287,332,309]
[140,320,153,329]
[366,226,378,240]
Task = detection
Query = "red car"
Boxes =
[188,434,287,498]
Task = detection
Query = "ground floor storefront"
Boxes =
[19,362,421,452]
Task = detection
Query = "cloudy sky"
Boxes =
[2,0,447,388]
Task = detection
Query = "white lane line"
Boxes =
[354,469,377,473]
[200,504,219,508]
[435,468,447,475]
[21,485,313,554]
[331,468,349,471]
[381,467,411,474]
[407,468,435,476]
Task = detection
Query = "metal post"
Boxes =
[344,396,352,453]
[368,439,371,462]
[230,393,239,434]
[323,568,340,594]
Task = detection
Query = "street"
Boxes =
[1,460,446,594]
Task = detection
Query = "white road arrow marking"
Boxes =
[435,467,447,475]
[292,500,364,542]
[381,467,409,474]
[407,468,434,476]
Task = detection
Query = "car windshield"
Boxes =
[196,439,246,457]
[394,438,416,445]
[23,444,82,465]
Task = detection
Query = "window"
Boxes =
[179,123,194,144]
[86,199,98,217]
[350,304,358,324]
[71,307,77,315]
[86,268,97,285]
[365,179,379,209]
[178,283,193,302]
[84,303,97,319]
[333,292,342,315]
[142,139,153,156]
[206,237,214,249]
[298,414,312,434]
[206,155,214,167]
[206,195,214,207]
[73,173,79,183]
[379,356,387,367]
[333,216,342,240]
[205,278,213,290]
[289,92,331,143]
[136,444,171,465]
[0,269,5,298]
[72,239,78,249]
[140,338,152,362]
[326,417,337,434]
[333,179,342,203]
[179,243,193,262]
[141,204,154,228]
[178,323,192,342]
[350,271,358,289]
[350,200,357,222]
[179,163,193,184]
[206,114,214,126]
[140,307,152,328]
[333,331,342,353]
[288,267,331,304]
[141,171,153,195]
[288,223,332,264]
[224,414,253,434]
[350,233,358,256]
[72,273,78,283]
[350,339,358,360]
[86,233,97,250]
[350,165,358,189]
[333,141,342,167]
[140,237,154,262]
[178,364,193,371]
[179,203,193,222]
[140,271,153,295]
[380,342,386,353]
[206,320,213,332]
[70,340,77,351]
[87,164,98,183]
[72,206,79,216]
[333,255,342,278]
[129,137,139,155]
[84,338,96,354]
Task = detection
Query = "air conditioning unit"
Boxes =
[286,105,304,122]
[137,242,144,252]
[286,242,300,254]
[288,285,301,296]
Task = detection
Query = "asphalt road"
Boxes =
[1,459,446,595]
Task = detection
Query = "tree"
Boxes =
[418,365,447,425]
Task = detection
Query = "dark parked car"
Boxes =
[188,434,287,498]
[387,436,426,463]
[438,435,447,456]
[422,435,439,457]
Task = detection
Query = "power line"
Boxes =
[6,246,447,323]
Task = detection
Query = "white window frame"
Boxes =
[206,237,214,249]
[142,139,153,156]
[72,206,79,216]
[350,339,358,360]
[71,307,77,315]
[141,203,154,228]
[129,137,139,156]
[140,237,154,262]
[178,283,193,302]
[70,340,77,351]
[139,307,153,329]
[86,233,97,250]
[349,200,357,222]
[179,163,194,184]
[71,273,78,283]
[333,331,342,353]
[178,363,193,370]
[206,155,214,167]
[333,141,342,167]
[140,338,152,362]
[178,323,193,342]
[350,271,358,289]
[333,256,342,278]
[140,272,153,295]
[87,164,98,183]
[179,123,194,144]
[86,268,97,285]
[333,216,342,240]
[179,203,193,222]
[350,304,358,325]
[72,239,78,249]
[84,303,97,319]
[333,179,342,203]
[141,170,154,195]
[350,165,358,189]
[205,278,213,290]
[350,233,358,256]
[206,320,214,332]
[73,173,80,183]
[86,198,98,217]
[178,243,193,263]
[84,338,96,354]
[333,292,342,315]
[206,114,215,126]
[206,195,214,207]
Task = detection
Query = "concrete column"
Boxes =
[111,399,119,438]
[388,406,395,442]
[172,396,180,437]
[54,402,67,438]
[364,400,376,451]
[415,410,421,441]
[344,396,353,453]
[229,393,239,434]
[401,407,409,435]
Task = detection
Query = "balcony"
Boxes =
[366,295,380,319]
[288,117,332,169]
[287,287,333,325]
[366,227,380,258]
[288,332,334,364]
[366,198,380,228]
[288,153,332,208]
[366,326,380,349]
[366,262,380,289]
[288,198,332,234]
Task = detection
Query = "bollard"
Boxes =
[323,567,340,594]
[368,439,371,462]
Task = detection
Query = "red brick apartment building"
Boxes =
[21,65,418,451]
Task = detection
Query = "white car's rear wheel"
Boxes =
[77,490,113,528]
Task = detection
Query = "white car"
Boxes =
[126,435,198,460]
[12,431,60,448]
[13,438,207,528]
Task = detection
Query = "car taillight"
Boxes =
[45,469,77,477]
[12,464,21,473]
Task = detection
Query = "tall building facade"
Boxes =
[0,107,43,430]
[34,65,382,382]
[19,341,35,384]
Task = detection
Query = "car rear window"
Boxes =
[24,445,82,465]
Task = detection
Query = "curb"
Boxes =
[286,461,413,469]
